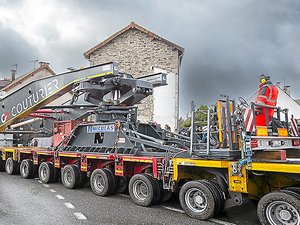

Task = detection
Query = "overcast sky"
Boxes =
[1,0,300,115]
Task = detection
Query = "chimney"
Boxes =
[283,85,291,96]
[11,69,16,81]
[39,61,49,68]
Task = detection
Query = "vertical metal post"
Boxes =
[277,107,281,121]
[232,100,238,149]
[189,110,195,155]
[206,109,210,154]
[284,109,289,128]
[226,97,233,150]
[221,107,227,148]
[189,101,196,155]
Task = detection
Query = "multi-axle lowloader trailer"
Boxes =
[0,62,299,225]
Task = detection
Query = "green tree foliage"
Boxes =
[180,105,209,128]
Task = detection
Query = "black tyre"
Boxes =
[280,188,300,200]
[179,181,215,220]
[20,159,34,179]
[79,171,87,187]
[198,180,225,216]
[145,174,161,204]
[61,165,81,189]
[257,191,300,225]
[90,168,116,196]
[52,168,61,183]
[116,176,128,193]
[129,174,157,207]
[5,157,19,175]
[104,168,117,193]
[158,181,172,202]
[283,186,300,196]
[0,158,5,172]
[162,190,173,202]
[38,162,55,183]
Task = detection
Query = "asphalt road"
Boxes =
[0,172,260,225]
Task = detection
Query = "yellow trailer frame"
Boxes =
[172,158,300,197]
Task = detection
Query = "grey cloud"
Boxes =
[1,0,300,115]
[0,22,39,77]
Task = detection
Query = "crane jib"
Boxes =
[0,62,119,131]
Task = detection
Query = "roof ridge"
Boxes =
[2,64,55,92]
[84,22,184,58]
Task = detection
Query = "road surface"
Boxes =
[0,172,259,225]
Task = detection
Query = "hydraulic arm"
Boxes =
[0,62,119,131]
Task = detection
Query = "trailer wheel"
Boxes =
[90,168,115,196]
[257,191,300,225]
[146,174,161,204]
[162,190,173,202]
[198,180,225,216]
[0,158,5,172]
[5,157,19,175]
[158,181,172,202]
[280,189,300,200]
[20,159,34,179]
[179,181,215,220]
[116,176,128,193]
[38,162,55,183]
[52,168,61,183]
[283,187,300,196]
[79,172,87,187]
[61,165,80,189]
[129,174,157,207]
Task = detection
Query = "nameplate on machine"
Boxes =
[87,124,115,133]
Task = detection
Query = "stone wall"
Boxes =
[88,29,179,123]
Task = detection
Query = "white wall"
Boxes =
[153,68,177,131]
[276,87,300,120]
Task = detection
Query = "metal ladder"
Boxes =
[189,103,211,155]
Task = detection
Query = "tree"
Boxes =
[180,104,209,128]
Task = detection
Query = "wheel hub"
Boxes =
[267,201,299,225]
[194,195,204,205]
[279,209,292,221]
[66,170,72,184]
[23,164,28,174]
[95,174,105,191]
[185,188,207,213]
[133,180,148,201]
[42,167,47,179]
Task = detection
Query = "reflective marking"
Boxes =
[74,212,87,220]
[64,203,75,209]
[38,180,42,183]
[50,189,57,193]
[162,206,185,214]
[43,184,50,188]
[162,206,236,225]
[56,195,65,200]
[208,218,237,225]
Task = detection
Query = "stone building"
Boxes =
[84,22,184,130]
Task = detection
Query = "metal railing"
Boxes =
[250,102,289,131]
[189,109,211,155]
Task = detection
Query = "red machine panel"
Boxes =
[53,120,80,146]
